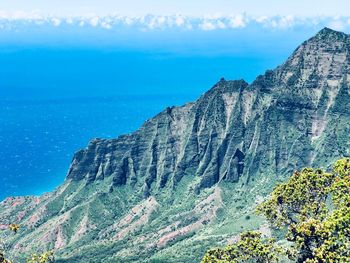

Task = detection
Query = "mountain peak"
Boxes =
[314,27,348,41]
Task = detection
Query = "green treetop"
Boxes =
[201,158,350,263]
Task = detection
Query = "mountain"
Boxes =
[1,27,349,263]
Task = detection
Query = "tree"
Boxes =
[0,250,12,263]
[202,231,287,263]
[258,158,350,262]
[201,158,350,263]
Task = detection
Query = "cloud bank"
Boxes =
[0,12,349,32]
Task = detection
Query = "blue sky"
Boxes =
[1,0,350,16]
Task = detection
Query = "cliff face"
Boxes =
[1,28,350,263]
[67,28,350,194]
[67,79,249,194]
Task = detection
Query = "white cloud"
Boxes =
[199,21,216,31]
[228,14,247,28]
[255,15,309,29]
[0,12,349,32]
[255,16,269,24]
[175,16,185,26]
[66,17,74,25]
[51,18,61,27]
[0,11,10,19]
[123,17,135,25]
[278,15,295,28]
[90,16,99,27]
[328,19,345,31]
[217,20,226,29]
[11,11,28,20]
[101,21,111,29]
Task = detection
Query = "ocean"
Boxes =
[0,95,198,200]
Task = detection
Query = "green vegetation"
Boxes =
[201,158,350,263]
[0,224,54,263]
[202,231,287,263]
[27,251,54,263]
[1,224,20,263]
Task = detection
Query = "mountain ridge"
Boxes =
[1,27,349,263]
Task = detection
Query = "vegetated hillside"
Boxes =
[1,27,349,263]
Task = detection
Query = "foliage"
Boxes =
[0,223,21,263]
[0,223,54,263]
[202,158,350,263]
[8,225,20,234]
[27,251,55,263]
[257,158,350,262]
[0,249,13,263]
[201,231,287,263]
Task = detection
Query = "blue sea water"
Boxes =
[0,95,195,200]
[0,27,321,200]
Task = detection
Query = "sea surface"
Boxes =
[0,95,198,200]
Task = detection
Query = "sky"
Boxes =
[1,0,350,17]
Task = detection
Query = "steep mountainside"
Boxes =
[1,28,350,263]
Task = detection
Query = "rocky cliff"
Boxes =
[1,28,349,263]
